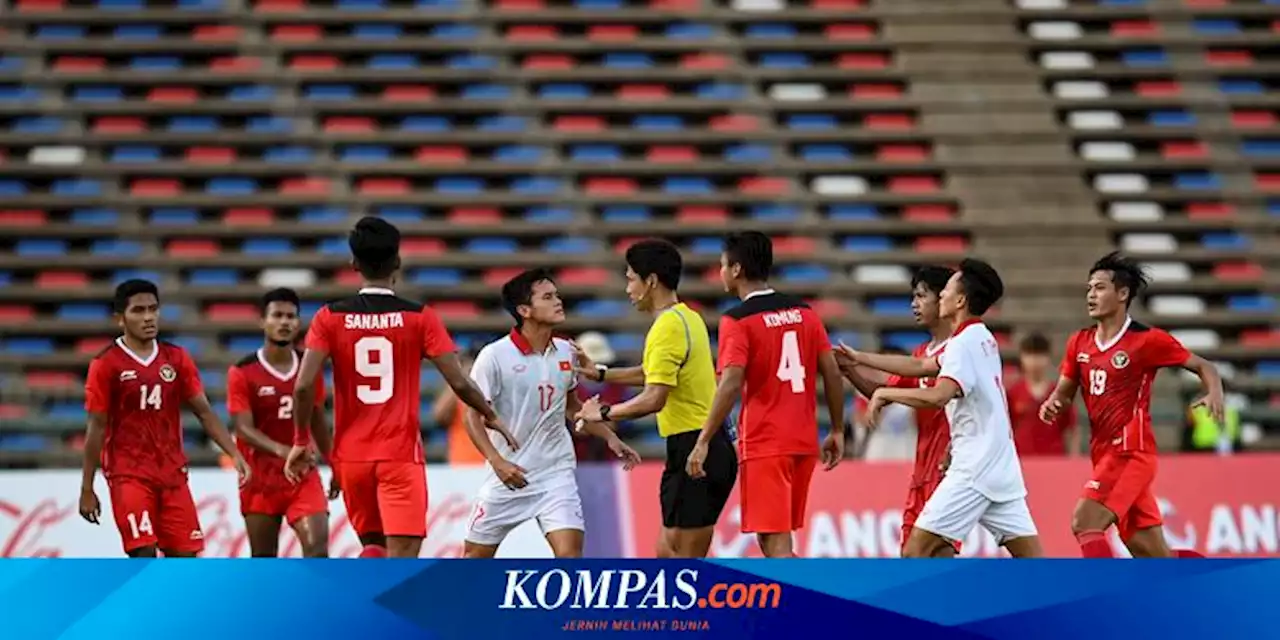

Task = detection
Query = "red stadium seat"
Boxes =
[807,298,848,319]
[494,0,545,9]
[889,175,941,193]
[0,404,28,419]
[35,271,89,288]
[849,83,902,99]
[148,87,199,103]
[255,0,303,11]
[1255,173,1280,191]
[0,305,36,323]
[811,0,862,9]
[167,239,220,257]
[739,177,790,195]
[187,147,237,164]
[271,25,321,41]
[401,238,447,255]
[864,113,915,130]
[323,117,376,133]
[836,53,889,70]
[279,177,331,195]
[825,23,875,40]
[1231,111,1276,128]
[415,146,468,164]
[646,146,698,163]
[1205,50,1252,67]
[1211,262,1262,281]
[290,55,339,71]
[506,25,559,40]
[676,206,727,222]
[903,204,956,221]
[93,117,146,133]
[583,178,637,195]
[53,56,106,72]
[650,0,697,9]
[0,210,48,226]
[16,0,64,12]
[877,144,929,162]
[773,236,816,255]
[558,267,610,285]
[76,337,113,354]
[194,25,242,41]
[206,303,258,321]
[210,56,263,72]
[335,270,363,286]
[448,207,501,224]
[1111,21,1159,37]
[702,265,722,283]
[383,85,436,101]
[24,371,77,389]
[356,178,410,195]
[613,237,643,254]
[552,115,605,131]
[1186,202,1233,219]
[223,208,275,225]
[480,268,521,286]
[681,53,730,70]
[131,179,181,196]
[587,25,637,41]
[1160,141,1207,159]
[1135,80,1180,97]
[709,114,760,131]
[1240,329,1280,347]
[913,236,968,253]
[523,54,575,70]
[433,301,482,318]
[617,85,670,100]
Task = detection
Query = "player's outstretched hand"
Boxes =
[685,440,709,479]
[1191,391,1226,426]
[493,458,528,490]
[835,342,863,366]
[865,390,889,430]
[284,445,311,483]
[233,454,252,488]
[820,432,844,471]
[78,486,101,525]
[607,436,642,471]
[327,472,341,501]
[568,340,597,379]
[1038,397,1063,423]
[576,395,605,423]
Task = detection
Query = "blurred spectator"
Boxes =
[572,332,636,461]
[1182,403,1242,455]
[431,351,486,466]
[1007,333,1079,456]
[852,347,915,461]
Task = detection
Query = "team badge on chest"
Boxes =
[159,364,177,382]
[1110,351,1130,370]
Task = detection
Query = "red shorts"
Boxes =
[901,478,961,554]
[335,461,427,538]
[1084,450,1161,541]
[239,472,328,524]
[108,477,204,555]
[740,455,816,534]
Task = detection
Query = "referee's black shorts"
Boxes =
[660,429,738,529]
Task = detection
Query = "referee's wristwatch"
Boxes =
[599,404,613,421]
[595,364,608,382]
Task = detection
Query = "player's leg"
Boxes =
[108,478,162,557]
[156,482,205,558]
[904,476,985,558]
[464,495,528,559]
[1120,488,1174,558]
[377,462,428,558]
[245,514,284,557]
[537,486,586,558]
[662,431,737,558]
[1074,452,1152,558]
[336,462,388,556]
[982,498,1043,558]
[286,474,331,558]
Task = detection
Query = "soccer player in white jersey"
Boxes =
[463,269,641,558]
[840,259,1043,558]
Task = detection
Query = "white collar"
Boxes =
[358,287,395,296]
[1095,315,1133,352]
[257,348,299,382]
[743,288,776,301]
[115,337,158,367]
[925,339,948,357]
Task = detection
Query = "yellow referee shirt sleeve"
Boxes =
[642,312,684,387]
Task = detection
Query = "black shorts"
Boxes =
[660,430,738,529]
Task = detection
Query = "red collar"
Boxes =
[509,328,554,355]
[951,317,983,337]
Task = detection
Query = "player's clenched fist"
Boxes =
[283,444,312,483]
[607,436,641,471]
[865,389,890,430]
[492,458,528,490]
[1039,398,1064,423]
[685,440,709,479]
[78,486,101,525]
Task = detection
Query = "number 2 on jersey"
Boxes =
[1089,369,1107,396]
[776,330,806,393]
[355,336,394,405]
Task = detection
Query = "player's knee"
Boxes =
[1071,500,1110,535]
[127,546,159,558]
[301,543,329,558]
[756,533,794,558]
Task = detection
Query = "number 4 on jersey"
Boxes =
[776,330,806,393]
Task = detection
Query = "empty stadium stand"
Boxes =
[0,0,1275,462]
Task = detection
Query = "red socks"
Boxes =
[1175,549,1205,558]
[1076,530,1115,558]
[359,544,388,558]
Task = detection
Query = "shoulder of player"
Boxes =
[550,337,576,356]
[156,340,194,361]
[721,292,808,320]
[326,294,422,315]
[475,337,514,363]
[231,350,260,369]
[89,341,119,362]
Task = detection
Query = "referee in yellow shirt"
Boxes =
[576,239,737,558]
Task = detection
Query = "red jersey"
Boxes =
[1007,378,1076,456]
[1060,318,1190,457]
[302,287,456,463]
[84,338,203,488]
[718,290,831,460]
[886,340,951,487]
[228,348,326,492]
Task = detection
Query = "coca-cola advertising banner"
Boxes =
[622,454,1280,558]
[0,467,561,558]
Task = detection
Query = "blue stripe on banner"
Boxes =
[1,560,1277,640]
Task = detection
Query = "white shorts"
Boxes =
[465,483,584,547]
[913,474,1038,545]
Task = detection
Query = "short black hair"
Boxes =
[723,231,773,282]
[1020,333,1051,355]
[957,258,1004,316]
[501,268,557,327]
[911,265,955,296]
[348,216,401,279]
[113,279,159,314]
[625,239,682,291]
[260,287,301,316]
[1090,251,1150,309]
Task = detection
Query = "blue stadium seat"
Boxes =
[785,114,837,130]
[300,206,348,223]
[207,178,257,195]
[1175,173,1221,190]
[544,237,598,253]
[436,178,483,194]
[632,115,684,131]
[1227,295,1275,313]
[420,368,444,388]
[1120,49,1166,67]
[71,208,120,225]
[696,83,746,100]
[539,84,591,99]
[511,177,561,194]
[690,237,723,254]
[72,87,123,102]
[53,179,101,196]
[432,24,479,39]
[0,180,27,195]
[601,205,650,222]
[870,298,913,315]
[58,304,110,321]
[300,301,323,318]
[1192,19,1241,35]
[1241,140,1280,157]
[91,239,140,256]
[242,238,294,254]
[337,0,384,9]
[883,331,929,350]
[373,205,425,223]
[570,145,622,162]
[717,298,739,313]
[150,208,199,225]
[724,144,772,162]
[169,116,219,132]
[576,0,623,9]
[247,116,292,133]
[758,53,811,69]
[226,336,260,353]
[606,333,644,352]
[462,84,512,100]
[1099,0,1144,5]
[1201,232,1248,250]
[466,238,518,253]
[188,269,239,286]
[746,24,798,38]
[110,146,161,163]
[663,177,713,194]
[263,146,314,163]
[447,54,495,70]
[13,117,64,133]
[831,331,863,348]
[0,57,22,72]
[114,25,161,39]
[778,265,831,283]
[750,204,800,221]
[36,26,87,40]
[354,24,402,39]
[47,404,85,422]
[0,434,50,452]
[799,144,854,162]
[666,23,713,39]
[340,145,391,162]
[1218,80,1263,95]
[1148,111,1194,127]
[161,306,182,321]
[305,85,355,100]
[409,268,463,286]
[603,53,653,69]
[525,206,573,223]
[1257,362,1280,378]
[575,300,629,317]
[100,0,144,10]
[1267,201,1280,217]
[129,56,180,71]
[477,115,527,131]
[0,272,11,286]
[318,238,349,254]
[842,236,893,251]
[201,370,226,388]
[2,338,54,355]
[368,54,417,70]
[493,145,545,163]
[16,240,67,257]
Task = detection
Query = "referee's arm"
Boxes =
[592,321,683,421]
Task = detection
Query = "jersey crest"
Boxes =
[1110,351,1130,369]
[159,364,177,382]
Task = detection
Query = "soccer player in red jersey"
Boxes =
[228,288,338,557]
[79,279,249,557]
[1007,333,1078,457]
[685,232,845,558]
[1041,252,1224,558]
[286,217,510,559]
[836,266,960,556]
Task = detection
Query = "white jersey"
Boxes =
[470,330,579,500]
[936,320,1027,502]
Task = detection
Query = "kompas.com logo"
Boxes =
[499,569,782,610]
